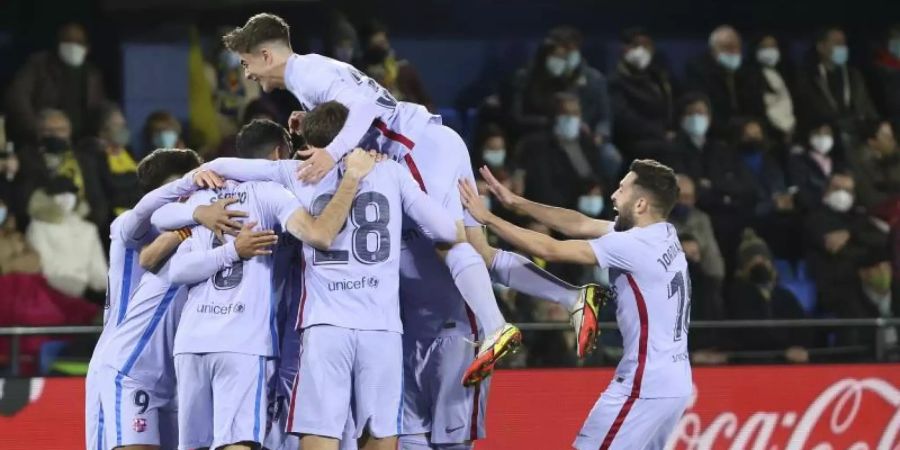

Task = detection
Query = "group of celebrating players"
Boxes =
[85,12,693,450]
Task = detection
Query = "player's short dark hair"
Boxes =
[629,159,679,216]
[137,148,203,193]
[302,101,349,148]
[236,118,291,159]
[223,13,291,53]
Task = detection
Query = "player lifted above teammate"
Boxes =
[459,160,692,450]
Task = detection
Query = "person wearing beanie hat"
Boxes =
[735,228,774,283]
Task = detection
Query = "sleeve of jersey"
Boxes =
[264,184,303,230]
[323,84,382,162]
[168,234,240,286]
[116,171,198,246]
[397,165,457,243]
[150,193,205,231]
[588,231,634,272]
[205,158,296,188]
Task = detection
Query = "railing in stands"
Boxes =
[0,319,898,375]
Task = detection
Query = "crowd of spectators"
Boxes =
[3,19,900,372]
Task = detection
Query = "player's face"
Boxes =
[611,172,637,232]
[240,51,273,92]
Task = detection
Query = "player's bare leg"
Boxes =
[466,225,605,358]
[115,445,159,450]
[358,433,398,450]
[300,435,340,450]
[220,444,254,450]
[434,221,522,386]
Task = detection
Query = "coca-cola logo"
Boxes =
[670,378,900,450]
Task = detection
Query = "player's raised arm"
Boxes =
[459,179,597,265]
[479,166,612,239]
[284,149,377,248]
[139,229,190,273]
[200,158,297,189]
[168,221,278,286]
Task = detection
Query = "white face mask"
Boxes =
[153,130,179,149]
[53,193,78,213]
[0,206,7,226]
[756,48,780,67]
[59,42,87,67]
[482,149,506,167]
[546,56,567,77]
[566,51,582,72]
[824,189,853,213]
[624,46,652,70]
[810,134,834,154]
[578,195,605,217]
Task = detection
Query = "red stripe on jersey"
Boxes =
[599,396,638,449]
[464,305,481,441]
[373,119,416,150]
[286,371,300,432]
[625,274,649,397]
[403,154,427,192]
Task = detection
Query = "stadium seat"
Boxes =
[795,260,810,281]
[38,340,68,375]
[774,259,795,282]
[781,280,817,315]
[437,107,464,134]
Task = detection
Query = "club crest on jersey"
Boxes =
[132,418,147,433]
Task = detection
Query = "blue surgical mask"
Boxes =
[831,45,849,66]
[578,195,605,217]
[682,114,710,137]
[219,51,241,69]
[717,52,742,71]
[890,39,900,59]
[153,130,179,149]
[756,48,780,67]
[546,56,567,77]
[482,148,506,167]
[566,51,582,72]
[0,206,7,226]
[554,115,581,140]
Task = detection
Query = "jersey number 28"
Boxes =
[310,191,391,265]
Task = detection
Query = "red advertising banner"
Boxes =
[0,364,897,449]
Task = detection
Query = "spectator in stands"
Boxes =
[0,141,26,230]
[0,197,41,275]
[804,172,888,316]
[609,27,676,162]
[358,20,434,111]
[26,176,107,299]
[789,120,844,212]
[671,174,725,283]
[795,27,877,146]
[324,12,359,64]
[742,34,797,145]
[516,93,604,210]
[664,93,719,186]
[850,120,900,215]
[680,233,727,364]
[4,23,107,142]
[728,229,811,363]
[81,103,140,217]
[685,25,748,137]
[141,110,185,157]
[575,179,613,221]
[207,30,262,139]
[19,109,109,232]
[872,24,900,127]
[842,251,899,352]
[211,98,280,159]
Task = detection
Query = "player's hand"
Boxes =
[193,198,248,241]
[344,148,378,180]
[234,221,278,259]
[296,146,336,183]
[193,168,224,189]
[458,178,492,224]
[479,166,523,211]
[288,110,307,135]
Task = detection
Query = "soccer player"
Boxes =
[221,13,605,382]
[84,148,240,450]
[167,145,378,450]
[458,160,693,450]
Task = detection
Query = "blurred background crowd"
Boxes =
[1,0,899,374]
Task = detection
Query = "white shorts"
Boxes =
[84,364,104,450]
[96,365,177,448]
[286,325,403,441]
[573,392,689,450]
[402,123,478,227]
[174,352,272,450]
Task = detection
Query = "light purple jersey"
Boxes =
[284,53,439,162]
[589,222,693,398]
[170,180,300,357]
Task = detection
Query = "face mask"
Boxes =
[59,42,87,67]
[41,136,69,154]
[890,39,900,59]
[566,51,582,72]
[739,139,766,153]
[546,56,567,77]
[578,195,605,217]
[831,45,849,66]
[717,52,742,71]
[482,149,506,167]
[219,50,241,69]
[624,46,652,70]
[111,128,131,147]
[153,130,179,149]
[53,192,78,213]
[810,134,834,154]
[824,189,854,213]
[554,115,581,140]
[866,271,892,293]
[0,206,7,226]
[749,264,773,285]
[480,195,492,211]
[756,48,780,67]
[682,114,710,137]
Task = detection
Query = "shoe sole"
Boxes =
[462,330,523,387]
[576,288,602,358]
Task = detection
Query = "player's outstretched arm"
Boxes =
[117,170,201,246]
[459,179,597,265]
[286,149,377,248]
[139,230,189,273]
[152,197,248,242]
[479,166,611,239]
[396,163,458,243]
[200,158,296,189]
